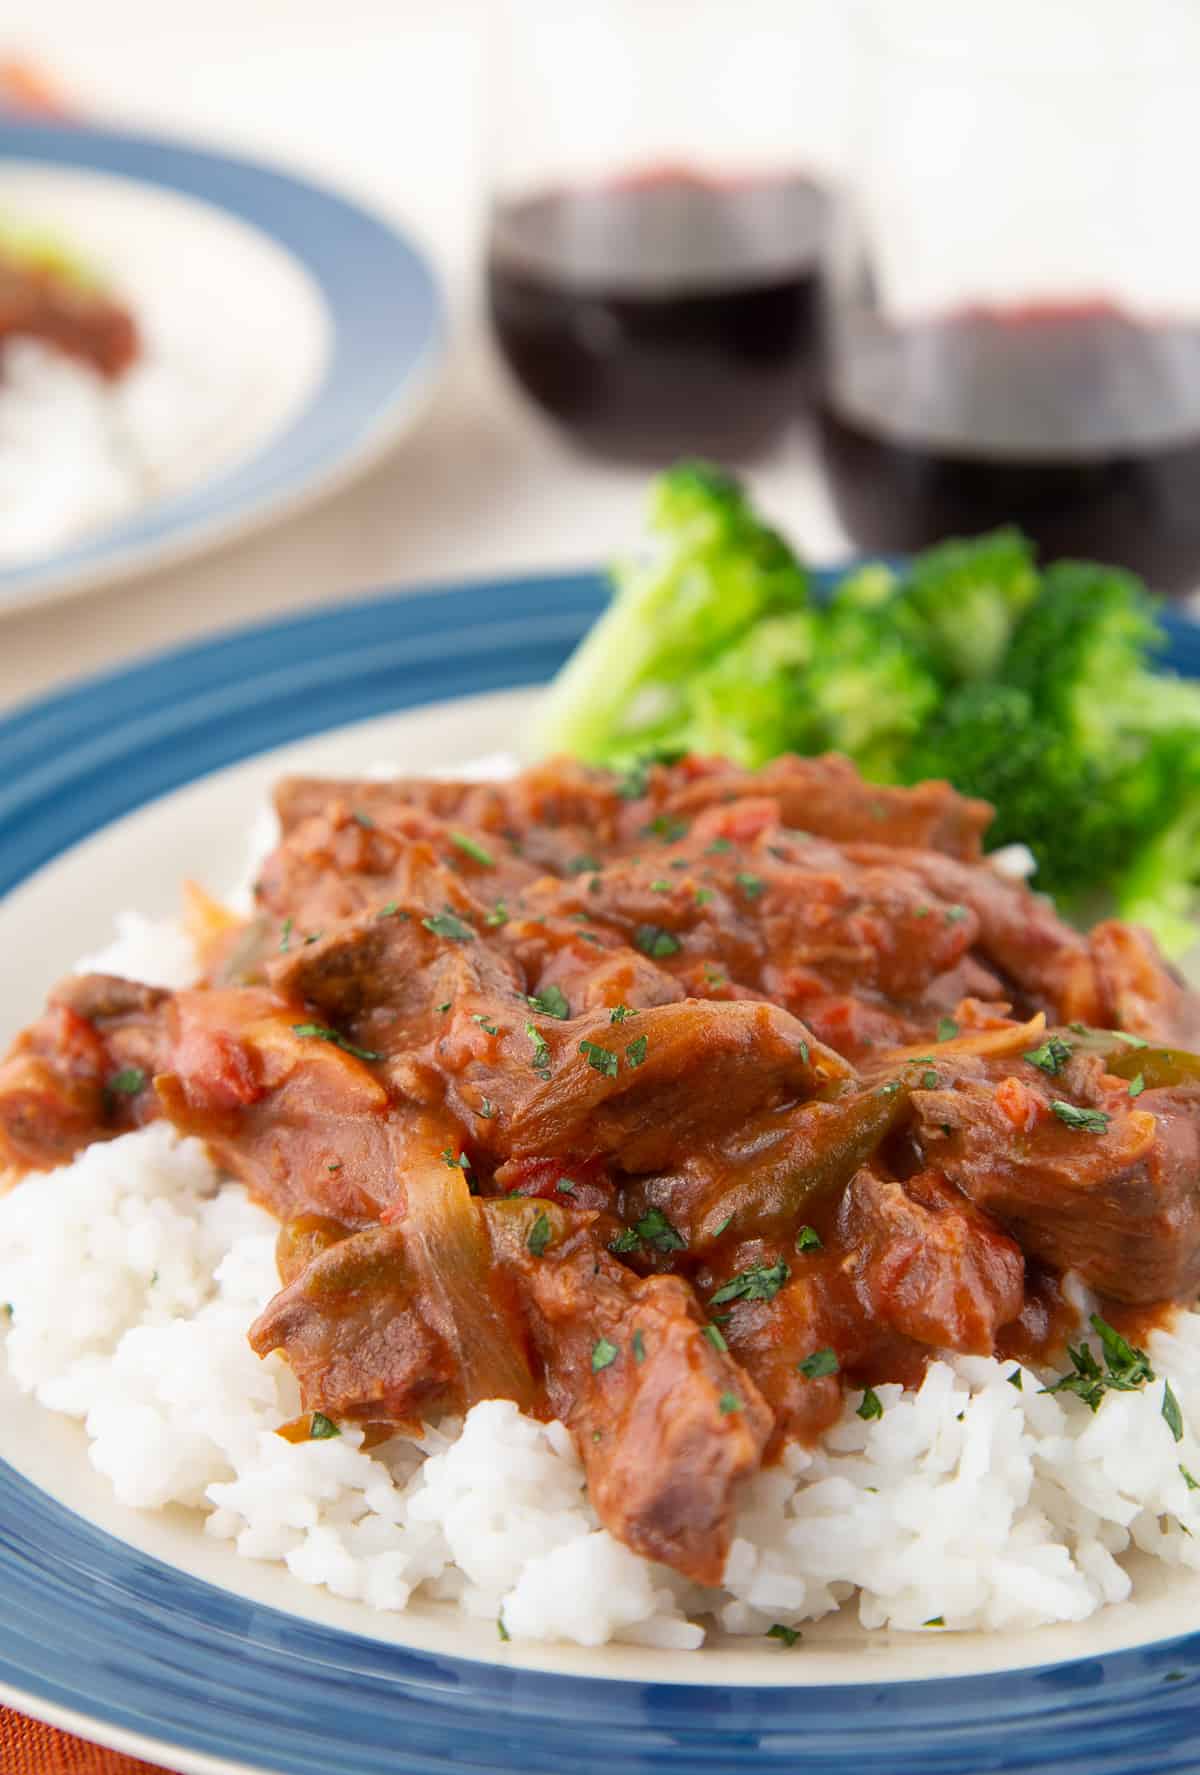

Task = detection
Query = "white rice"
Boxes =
[0,317,246,564]
[5,869,1200,1648]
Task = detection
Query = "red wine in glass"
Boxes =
[486,167,827,463]
[817,301,1200,594]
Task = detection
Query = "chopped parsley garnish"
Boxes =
[579,1039,619,1078]
[327,1160,342,1173]
[441,1148,471,1171]
[473,1014,501,1036]
[1050,1101,1111,1134]
[797,1347,839,1381]
[857,1387,883,1421]
[936,1017,959,1042]
[637,1207,686,1252]
[1128,1072,1147,1099]
[633,924,682,959]
[695,888,714,907]
[650,878,671,893]
[107,1067,147,1096]
[450,831,495,868]
[625,1034,648,1068]
[704,964,727,990]
[609,1004,635,1023]
[735,871,764,900]
[436,1000,451,1014]
[719,1392,742,1414]
[614,760,653,800]
[279,917,293,951]
[1164,1380,1185,1443]
[351,810,375,829]
[567,854,599,875]
[706,837,734,854]
[923,1616,945,1628]
[528,985,569,1019]
[497,1617,511,1642]
[712,1215,733,1239]
[291,1025,382,1062]
[591,1337,618,1372]
[422,910,475,943]
[526,1023,552,1070]
[1182,1465,1200,1491]
[376,901,400,919]
[711,1260,790,1307]
[612,1207,686,1255]
[795,1225,822,1253]
[944,904,969,924]
[702,1323,728,1354]
[878,1080,902,1097]
[1024,1036,1073,1076]
[485,901,509,927]
[526,1210,552,1257]
[766,1623,801,1646]
[645,813,689,842]
[1007,1369,1023,1390]
[1043,1314,1155,1410]
[309,1412,340,1440]
[303,930,323,946]
[632,1329,646,1365]
[555,1177,577,1194]
[478,1097,497,1120]
[921,1069,938,1089]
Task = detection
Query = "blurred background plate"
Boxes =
[0,118,444,614]
[2,571,1200,1775]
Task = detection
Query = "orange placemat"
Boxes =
[0,1706,178,1773]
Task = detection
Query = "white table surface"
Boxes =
[0,0,852,718]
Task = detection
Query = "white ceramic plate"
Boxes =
[0,572,1197,1774]
[0,119,443,613]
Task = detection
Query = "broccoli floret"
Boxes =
[793,569,940,781]
[0,214,105,293]
[902,682,1153,901]
[1116,731,1200,957]
[1004,559,1165,753]
[891,529,1039,685]
[673,611,817,766]
[527,462,808,761]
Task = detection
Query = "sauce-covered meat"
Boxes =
[2,752,1199,1585]
[0,250,139,379]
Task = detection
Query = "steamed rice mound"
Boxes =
[2,1111,1199,1649]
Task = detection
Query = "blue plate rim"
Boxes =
[0,117,445,612]
[2,568,1200,1775]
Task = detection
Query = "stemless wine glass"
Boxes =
[816,0,1200,593]
[484,0,844,463]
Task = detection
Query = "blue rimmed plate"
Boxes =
[1,571,1199,1775]
[0,119,443,613]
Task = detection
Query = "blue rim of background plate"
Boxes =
[2,568,1200,1775]
[0,119,443,604]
